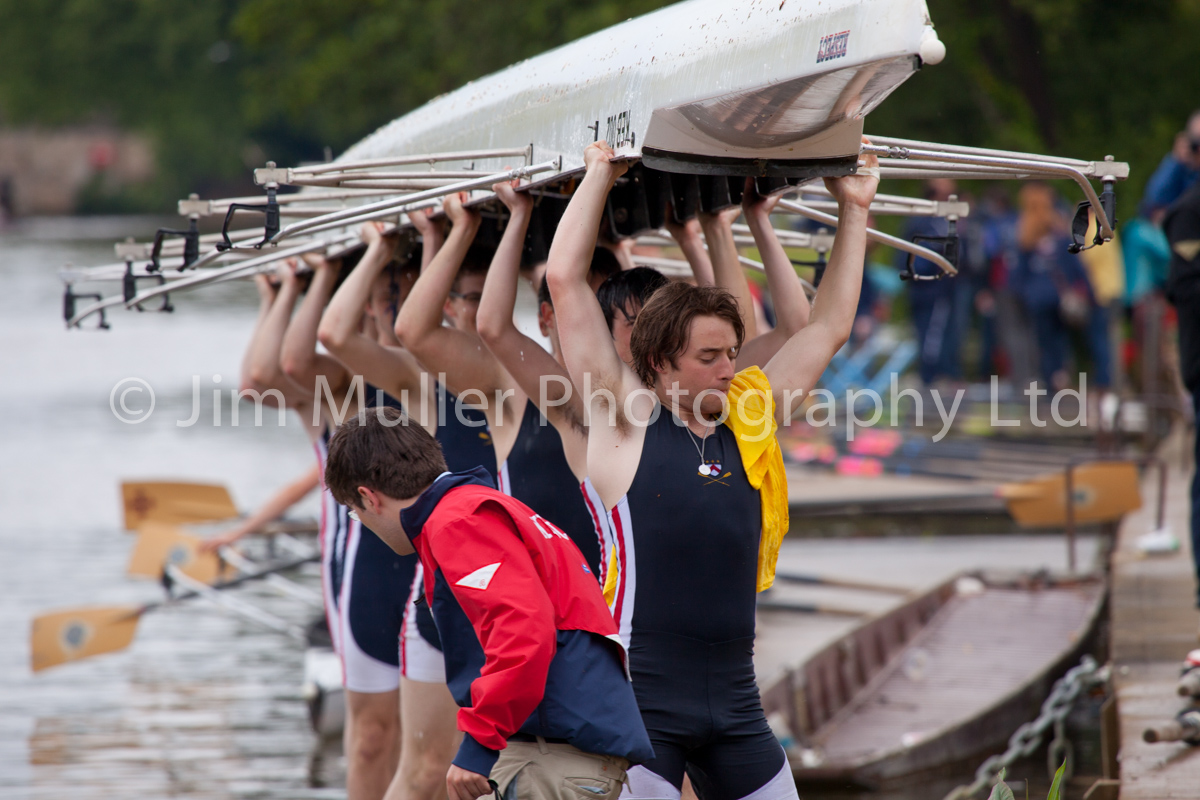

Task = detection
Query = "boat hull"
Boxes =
[339,0,939,176]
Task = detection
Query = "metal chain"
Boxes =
[942,656,1110,800]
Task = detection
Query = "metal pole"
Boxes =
[778,199,959,277]
[1065,463,1077,575]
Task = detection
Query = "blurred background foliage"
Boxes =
[0,0,1196,216]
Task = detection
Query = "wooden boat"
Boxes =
[758,574,1107,789]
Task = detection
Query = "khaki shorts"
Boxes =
[490,738,630,800]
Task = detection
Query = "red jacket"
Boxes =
[400,468,652,776]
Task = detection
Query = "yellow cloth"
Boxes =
[1080,216,1124,305]
[603,547,617,607]
[723,367,789,592]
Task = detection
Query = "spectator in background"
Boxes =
[1080,209,1124,392]
[1144,110,1200,219]
[851,214,900,343]
[978,187,1038,388]
[1012,183,1106,392]
[1163,180,1200,606]
[897,178,961,384]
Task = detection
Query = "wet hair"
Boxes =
[324,406,447,506]
[596,267,669,332]
[451,245,494,292]
[538,247,623,308]
[629,282,745,387]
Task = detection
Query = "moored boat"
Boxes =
[760,574,1107,788]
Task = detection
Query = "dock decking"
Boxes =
[1111,427,1200,799]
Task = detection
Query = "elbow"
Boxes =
[279,354,306,382]
[316,320,346,352]
[392,313,417,350]
[476,311,506,347]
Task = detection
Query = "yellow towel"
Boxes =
[724,367,789,592]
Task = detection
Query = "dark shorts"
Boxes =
[629,632,786,800]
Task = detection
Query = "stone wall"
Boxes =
[0,127,155,216]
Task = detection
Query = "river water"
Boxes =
[0,216,339,798]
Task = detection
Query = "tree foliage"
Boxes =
[0,0,1195,215]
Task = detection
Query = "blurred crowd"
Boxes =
[851,110,1200,406]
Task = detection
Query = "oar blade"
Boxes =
[1004,461,1141,527]
[121,481,239,530]
[31,606,141,672]
[127,522,229,584]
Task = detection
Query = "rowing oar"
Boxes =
[772,571,911,595]
[30,550,316,672]
[121,480,319,536]
[996,460,1141,527]
[121,480,239,530]
[127,522,322,609]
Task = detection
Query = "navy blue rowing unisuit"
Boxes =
[606,407,793,800]
[497,399,602,575]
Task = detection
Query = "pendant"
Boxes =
[698,463,710,476]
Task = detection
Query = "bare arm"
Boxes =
[763,147,879,414]
[242,267,310,405]
[699,205,757,340]
[545,146,635,403]
[281,256,352,396]
[240,276,277,388]
[665,216,715,286]
[318,222,428,406]
[737,187,812,369]
[479,182,587,475]
[394,193,518,430]
[408,206,445,273]
[199,464,320,552]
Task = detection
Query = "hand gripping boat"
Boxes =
[61,0,1126,341]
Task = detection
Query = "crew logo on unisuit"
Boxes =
[817,30,850,63]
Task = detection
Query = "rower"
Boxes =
[546,140,878,800]
[394,192,617,575]
[265,254,408,800]
[318,220,494,800]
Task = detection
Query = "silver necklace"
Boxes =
[686,421,717,476]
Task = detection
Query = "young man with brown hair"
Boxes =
[323,406,654,800]
[545,141,879,800]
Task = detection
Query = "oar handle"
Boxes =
[165,565,306,641]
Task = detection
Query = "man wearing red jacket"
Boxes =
[324,406,654,800]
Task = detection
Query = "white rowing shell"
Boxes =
[340,0,943,177]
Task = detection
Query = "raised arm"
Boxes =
[478,182,586,462]
[665,216,715,286]
[408,206,445,273]
[318,222,428,408]
[280,256,352,396]
[736,186,812,369]
[393,194,514,417]
[242,267,308,405]
[699,204,757,340]
[762,146,879,412]
[241,275,278,388]
[546,144,634,400]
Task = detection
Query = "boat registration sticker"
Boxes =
[817,30,850,63]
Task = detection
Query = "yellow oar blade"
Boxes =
[1004,461,1142,527]
[127,522,229,585]
[31,606,142,672]
[121,481,238,530]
